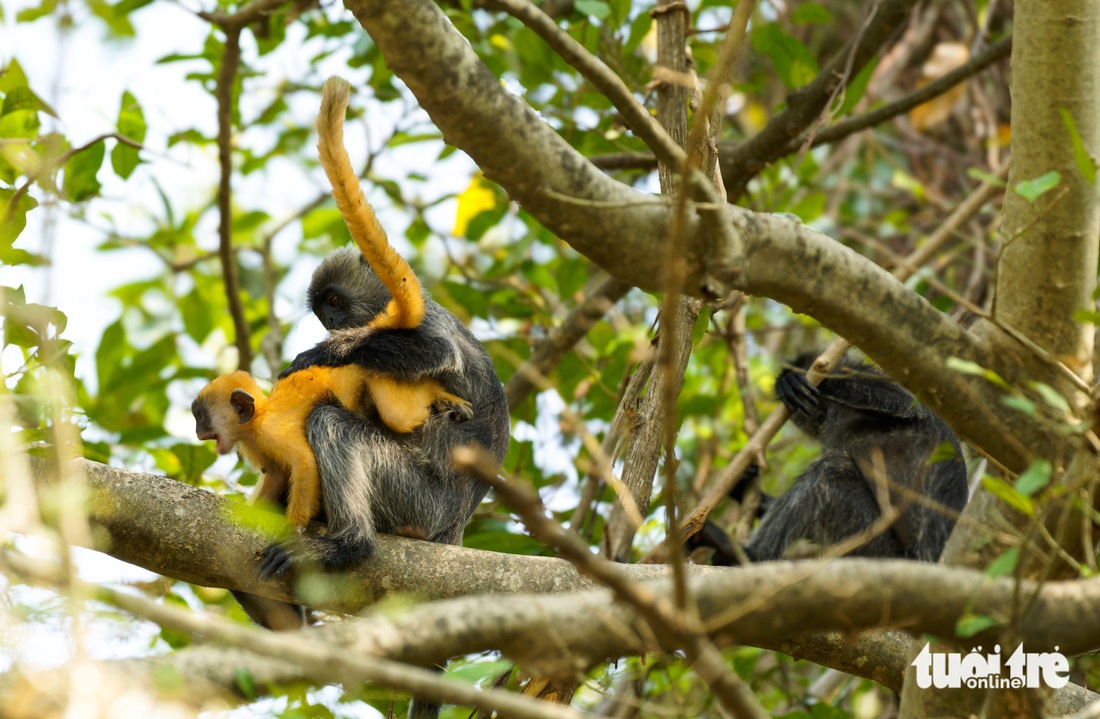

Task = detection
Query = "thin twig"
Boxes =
[788,35,1012,156]
[504,273,631,409]
[197,0,290,29]
[214,27,253,370]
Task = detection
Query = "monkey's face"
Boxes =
[192,395,240,455]
[307,247,393,330]
[313,284,353,331]
[192,372,263,454]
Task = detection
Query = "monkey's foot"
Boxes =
[259,542,298,580]
[775,368,821,417]
[258,535,376,580]
[437,397,474,422]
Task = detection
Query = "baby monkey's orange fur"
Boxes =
[193,76,473,529]
[194,369,470,526]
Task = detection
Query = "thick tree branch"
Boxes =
[19,457,1100,714]
[3,550,583,719]
[341,0,1076,473]
[343,0,739,297]
[37,458,681,611]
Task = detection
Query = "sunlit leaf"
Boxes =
[575,0,611,20]
[62,141,105,202]
[1030,382,1069,413]
[1014,459,1051,497]
[981,476,1035,516]
[751,23,818,89]
[1014,171,1061,201]
[111,90,146,179]
[956,613,998,638]
[454,174,497,238]
[986,547,1019,578]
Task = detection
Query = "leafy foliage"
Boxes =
[0,0,1029,716]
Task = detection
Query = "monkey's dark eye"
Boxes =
[325,293,341,307]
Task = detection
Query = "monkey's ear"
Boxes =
[230,389,256,424]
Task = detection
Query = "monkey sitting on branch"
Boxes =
[267,77,511,719]
[251,76,510,586]
[697,354,969,564]
[193,76,492,577]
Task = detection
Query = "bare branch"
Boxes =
[214,27,253,370]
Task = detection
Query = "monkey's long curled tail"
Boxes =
[317,76,425,330]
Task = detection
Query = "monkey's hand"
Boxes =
[435,396,474,422]
[279,346,329,379]
[775,367,823,420]
[686,521,740,566]
[728,462,772,520]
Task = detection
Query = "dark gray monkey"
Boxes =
[262,247,510,719]
[260,247,511,576]
[702,354,968,564]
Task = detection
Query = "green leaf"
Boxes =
[181,288,218,344]
[1059,108,1097,185]
[95,319,127,394]
[956,613,998,638]
[967,168,1006,187]
[834,59,876,117]
[751,23,818,89]
[62,141,105,202]
[556,261,588,299]
[946,356,1009,389]
[0,59,29,94]
[981,476,1035,516]
[986,547,1019,578]
[111,90,146,179]
[0,189,39,249]
[234,668,256,699]
[1014,459,1051,497]
[15,0,57,22]
[2,87,41,117]
[1001,395,1036,417]
[301,207,349,242]
[446,660,514,684]
[574,0,611,19]
[1074,309,1100,326]
[1030,382,1069,413]
[439,281,490,319]
[1014,171,1061,202]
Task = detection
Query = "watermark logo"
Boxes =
[911,643,1069,689]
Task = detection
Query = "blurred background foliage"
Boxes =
[1,0,1022,715]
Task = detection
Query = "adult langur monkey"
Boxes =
[234,77,510,719]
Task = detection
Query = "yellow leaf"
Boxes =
[454,173,496,237]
